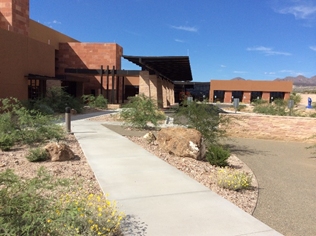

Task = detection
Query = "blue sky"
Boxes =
[30,0,316,82]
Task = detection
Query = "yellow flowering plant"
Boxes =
[216,167,252,191]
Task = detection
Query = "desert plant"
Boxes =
[82,94,108,109]
[253,99,287,116]
[0,97,65,149]
[0,167,124,236]
[206,145,230,167]
[26,147,49,162]
[175,100,229,145]
[217,168,252,191]
[120,94,165,129]
[0,134,14,151]
[289,92,302,105]
[40,86,84,113]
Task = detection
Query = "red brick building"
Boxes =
[0,0,192,107]
[209,80,293,103]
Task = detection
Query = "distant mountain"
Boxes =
[229,75,316,86]
[275,75,316,86]
[231,77,245,80]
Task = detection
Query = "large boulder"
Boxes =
[157,127,206,160]
[44,142,75,162]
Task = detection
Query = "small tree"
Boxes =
[175,100,229,145]
[120,94,165,129]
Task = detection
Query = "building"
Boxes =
[209,80,293,103]
[0,0,193,108]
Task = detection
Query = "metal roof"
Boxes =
[123,55,193,82]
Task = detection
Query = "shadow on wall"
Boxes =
[56,43,122,103]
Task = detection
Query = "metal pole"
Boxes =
[65,107,71,133]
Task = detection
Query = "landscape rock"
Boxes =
[44,142,75,162]
[143,132,156,143]
[157,127,206,160]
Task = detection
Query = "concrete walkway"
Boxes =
[224,138,316,236]
[70,113,282,236]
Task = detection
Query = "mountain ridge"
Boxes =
[230,75,316,86]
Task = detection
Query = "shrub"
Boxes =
[40,86,84,113]
[26,147,49,162]
[0,134,14,151]
[82,94,108,109]
[253,99,287,116]
[176,100,229,145]
[217,168,252,191]
[120,94,165,129]
[289,92,302,105]
[0,168,124,235]
[0,97,65,148]
[206,145,230,167]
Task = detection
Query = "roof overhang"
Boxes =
[25,74,60,80]
[123,55,193,82]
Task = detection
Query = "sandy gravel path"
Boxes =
[224,137,316,236]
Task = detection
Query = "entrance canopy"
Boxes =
[123,55,193,82]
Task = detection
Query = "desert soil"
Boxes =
[0,112,258,217]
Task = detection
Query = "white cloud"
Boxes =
[279,69,305,76]
[275,1,316,20]
[170,25,198,32]
[264,72,276,75]
[175,39,185,43]
[310,46,316,51]
[279,5,316,19]
[247,46,291,56]
[220,64,226,68]
[52,20,61,24]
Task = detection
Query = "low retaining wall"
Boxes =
[221,113,316,143]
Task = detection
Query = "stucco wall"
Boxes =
[0,28,55,100]
[29,20,78,49]
[222,113,316,143]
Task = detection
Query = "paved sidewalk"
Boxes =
[71,115,282,236]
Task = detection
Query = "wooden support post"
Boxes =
[106,66,109,100]
[100,65,103,96]
[111,66,115,104]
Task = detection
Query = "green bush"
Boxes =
[0,97,65,149]
[217,168,252,191]
[289,92,302,105]
[253,99,287,116]
[176,100,229,145]
[0,168,124,235]
[40,86,84,113]
[26,147,49,162]
[251,99,268,105]
[82,94,108,109]
[0,134,14,151]
[120,94,165,129]
[206,145,230,167]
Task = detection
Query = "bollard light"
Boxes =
[65,107,71,133]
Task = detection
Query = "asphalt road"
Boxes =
[224,137,316,236]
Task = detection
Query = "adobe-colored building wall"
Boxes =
[29,20,78,49]
[0,28,55,100]
[0,0,29,36]
[57,42,123,95]
[209,80,293,103]
[125,76,139,86]
[139,71,175,108]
